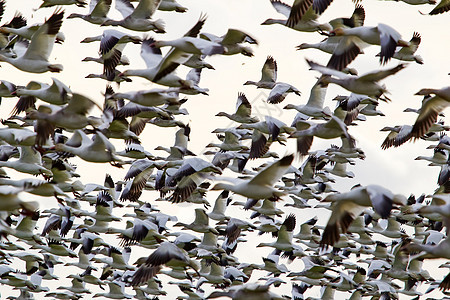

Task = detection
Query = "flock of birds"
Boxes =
[0,0,448,299]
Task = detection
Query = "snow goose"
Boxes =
[38,0,87,8]
[267,82,302,104]
[296,36,341,54]
[0,10,64,73]
[408,86,450,140]
[86,29,141,80]
[319,184,407,248]
[208,283,285,299]
[262,0,332,33]
[168,68,209,95]
[0,186,38,214]
[101,0,165,33]
[197,262,231,289]
[329,23,410,65]
[0,146,52,177]
[244,55,277,88]
[200,28,257,56]
[119,16,208,85]
[67,0,112,25]
[256,214,297,258]
[131,241,199,285]
[322,5,366,70]
[119,158,158,201]
[239,116,293,159]
[55,130,123,165]
[307,59,406,99]
[0,12,27,48]
[291,115,354,156]
[66,267,104,289]
[26,93,100,146]
[212,154,294,200]
[92,246,134,270]
[32,239,77,257]
[56,278,90,295]
[105,219,162,249]
[208,190,231,221]
[110,88,179,107]
[119,37,190,87]
[244,56,301,103]
[82,53,130,66]
[14,78,71,105]
[206,129,249,152]
[380,125,413,149]
[381,32,423,64]
[0,16,66,44]
[164,157,222,203]
[152,36,225,56]
[173,208,219,234]
[93,280,132,298]
[283,80,331,119]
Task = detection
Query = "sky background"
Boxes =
[0,0,449,298]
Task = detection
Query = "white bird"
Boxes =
[320,184,407,248]
[0,10,64,73]
[55,130,122,165]
[329,23,410,65]
[67,0,112,24]
[14,78,71,105]
[291,115,354,156]
[0,146,52,177]
[384,32,423,64]
[200,28,258,56]
[101,0,165,33]
[119,25,200,87]
[307,59,406,99]
[212,154,294,200]
[26,93,100,146]
[283,80,331,119]
[131,241,199,285]
[408,86,450,140]
[244,56,301,103]
[262,0,332,33]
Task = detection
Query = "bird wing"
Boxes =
[64,93,99,115]
[130,0,162,19]
[307,59,352,79]
[366,185,393,218]
[23,10,64,61]
[91,0,112,17]
[358,64,405,82]
[429,0,450,14]
[396,32,421,56]
[411,95,450,139]
[261,56,277,82]
[140,37,163,69]
[114,0,135,18]
[377,23,402,64]
[249,154,294,186]
[270,0,291,17]
[327,36,363,71]
[320,198,365,247]
[221,29,258,45]
[235,93,252,117]
[286,0,314,27]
